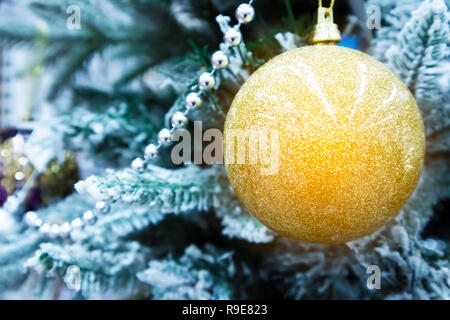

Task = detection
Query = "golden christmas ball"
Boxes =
[224,45,425,244]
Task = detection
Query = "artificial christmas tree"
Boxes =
[0,0,449,300]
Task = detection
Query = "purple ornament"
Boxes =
[0,184,7,206]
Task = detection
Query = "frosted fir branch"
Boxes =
[378,0,450,140]
[275,32,304,52]
[215,194,275,243]
[146,56,205,96]
[24,124,67,173]
[414,18,450,104]
[413,11,450,136]
[0,0,224,102]
[30,193,95,226]
[0,3,91,45]
[74,161,276,244]
[62,103,162,165]
[0,233,42,266]
[361,237,450,299]
[71,206,166,245]
[75,165,228,213]
[261,240,367,299]
[426,129,450,154]
[75,160,274,244]
[386,0,449,90]
[137,244,247,300]
[26,193,164,245]
[26,241,149,299]
[0,261,33,292]
[221,214,275,244]
[395,157,450,236]
[0,233,42,289]
[368,0,427,62]
[170,0,214,36]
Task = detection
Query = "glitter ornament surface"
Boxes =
[224,45,425,244]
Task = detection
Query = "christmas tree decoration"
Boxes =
[38,153,79,205]
[224,4,425,244]
[144,144,159,160]
[224,28,242,46]
[158,128,173,145]
[0,184,7,206]
[235,3,255,24]
[0,135,79,209]
[0,136,35,194]
[171,112,188,128]
[211,51,229,69]
[11,0,259,241]
[131,158,146,172]
[185,92,203,109]
[198,72,216,90]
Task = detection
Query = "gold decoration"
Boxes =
[224,44,425,244]
[0,138,34,194]
[38,152,79,204]
[0,137,78,204]
[306,6,341,45]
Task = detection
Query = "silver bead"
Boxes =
[224,28,242,46]
[185,92,202,108]
[40,223,51,235]
[69,218,83,241]
[71,217,84,229]
[236,3,255,24]
[94,200,110,215]
[158,128,172,144]
[131,157,145,171]
[25,211,37,226]
[144,144,159,159]
[171,112,188,128]
[34,218,43,228]
[82,210,96,225]
[198,72,215,90]
[211,51,228,69]
[60,222,71,237]
[49,224,61,238]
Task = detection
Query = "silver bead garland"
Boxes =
[24,0,256,238]
[25,199,111,239]
[94,201,110,215]
[138,0,254,164]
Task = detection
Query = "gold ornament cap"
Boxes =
[307,7,341,45]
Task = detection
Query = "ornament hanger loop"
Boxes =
[318,0,335,12]
[318,0,336,19]
[306,0,341,45]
